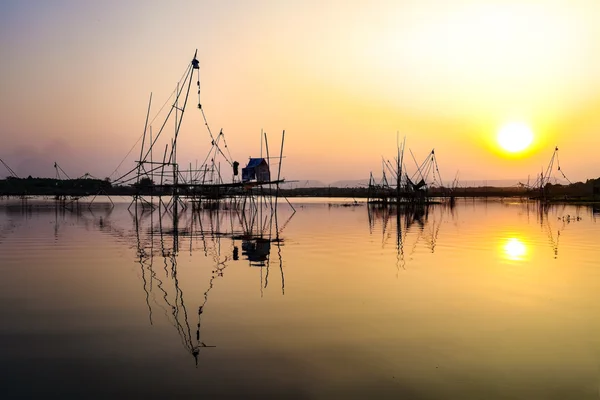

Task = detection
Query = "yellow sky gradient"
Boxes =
[1,0,599,183]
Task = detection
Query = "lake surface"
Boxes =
[1,197,599,399]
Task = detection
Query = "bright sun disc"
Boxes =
[497,122,534,153]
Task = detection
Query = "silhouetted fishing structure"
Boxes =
[0,158,113,208]
[0,158,18,179]
[106,50,291,218]
[511,146,599,202]
[367,137,448,205]
[519,146,569,200]
[1,51,292,216]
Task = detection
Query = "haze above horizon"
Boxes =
[1,0,599,183]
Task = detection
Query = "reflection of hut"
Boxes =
[242,158,270,183]
[242,239,271,266]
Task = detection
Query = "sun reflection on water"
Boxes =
[502,237,528,261]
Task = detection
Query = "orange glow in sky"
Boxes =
[1,1,599,183]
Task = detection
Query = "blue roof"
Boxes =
[245,158,267,168]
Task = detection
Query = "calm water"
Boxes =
[1,197,600,399]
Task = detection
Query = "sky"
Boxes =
[1,0,600,185]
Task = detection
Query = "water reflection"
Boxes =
[0,196,294,366]
[124,198,293,365]
[367,202,450,271]
[1,197,600,398]
[530,200,589,260]
[367,199,599,267]
[241,239,270,265]
[502,237,528,261]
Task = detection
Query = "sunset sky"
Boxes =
[1,0,600,184]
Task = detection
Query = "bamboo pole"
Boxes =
[274,130,285,214]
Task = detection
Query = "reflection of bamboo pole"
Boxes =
[134,203,153,325]
[275,211,285,295]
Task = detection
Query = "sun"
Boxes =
[497,122,534,153]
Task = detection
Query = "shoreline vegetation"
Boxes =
[1,176,599,203]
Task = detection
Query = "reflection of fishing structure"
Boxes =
[121,200,292,364]
[526,200,586,259]
[232,202,294,295]
[368,202,449,273]
[368,137,447,205]
[0,200,115,240]
[110,51,290,214]
[50,203,216,364]
[35,195,292,365]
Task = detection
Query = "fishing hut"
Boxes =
[242,158,270,183]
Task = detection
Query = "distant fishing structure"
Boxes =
[109,50,291,215]
[513,146,600,202]
[0,158,18,179]
[520,146,571,200]
[367,136,447,205]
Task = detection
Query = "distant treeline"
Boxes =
[279,178,600,200]
[0,176,112,196]
[1,176,599,201]
[539,178,600,201]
